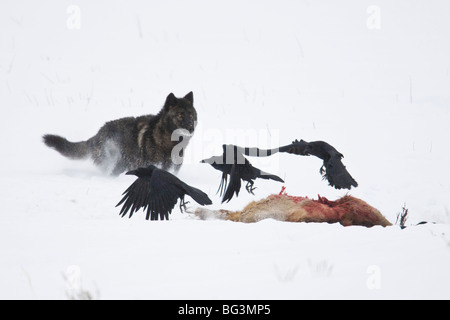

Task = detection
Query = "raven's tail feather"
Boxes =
[258,170,284,183]
[185,185,213,206]
[43,134,90,160]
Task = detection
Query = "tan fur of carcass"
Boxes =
[195,194,391,227]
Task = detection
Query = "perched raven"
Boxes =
[116,165,212,220]
[201,145,284,203]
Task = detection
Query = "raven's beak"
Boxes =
[125,170,137,176]
[200,157,215,164]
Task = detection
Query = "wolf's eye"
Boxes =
[177,114,183,120]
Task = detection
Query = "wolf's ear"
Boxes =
[165,93,178,108]
[184,91,193,104]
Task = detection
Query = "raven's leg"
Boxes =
[179,197,190,213]
[319,164,326,175]
[245,181,256,195]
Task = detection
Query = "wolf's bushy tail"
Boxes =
[43,134,90,160]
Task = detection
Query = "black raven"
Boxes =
[280,139,358,190]
[233,139,358,190]
[201,145,284,203]
[204,139,357,191]
[116,165,212,220]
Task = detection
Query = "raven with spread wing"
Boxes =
[116,165,212,220]
[233,139,358,190]
[201,145,284,203]
[279,139,358,190]
[201,139,357,203]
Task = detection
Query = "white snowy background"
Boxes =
[1,0,449,299]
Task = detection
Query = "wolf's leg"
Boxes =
[96,139,125,176]
[161,159,181,174]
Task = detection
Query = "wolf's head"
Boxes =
[161,92,197,135]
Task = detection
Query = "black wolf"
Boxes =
[43,92,197,175]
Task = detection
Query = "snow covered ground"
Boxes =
[1,0,450,299]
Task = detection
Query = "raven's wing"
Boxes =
[143,169,187,220]
[201,155,231,198]
[305,141,358,190]
[235,147,285,183]
[221,153,284,203]
[303,140,340,161]
[222,164,242,203]
[279,139,310,155]
[280,139,358,190]
[116,178,151,218]
[116,169,185,221]
[217,171,228,197]
[322,154,358,190]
